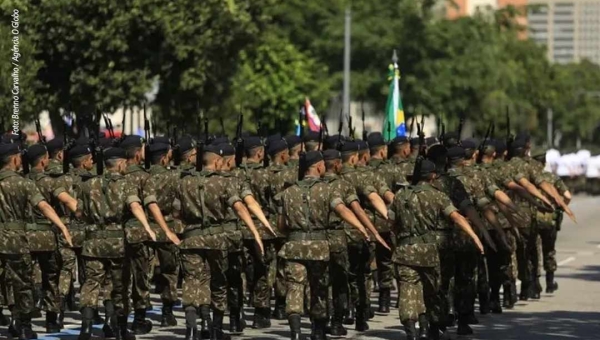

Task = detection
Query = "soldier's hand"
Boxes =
[63,231,74,248]
[255,239,265,256]
[265,223,278,237]
[167,231,181,246]
[375,234,391,251]
[147,230,157,242]
[475,238,485,255]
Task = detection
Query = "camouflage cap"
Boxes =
[0,142,20,157]
[103,147,127,160]
[26,144,48,161]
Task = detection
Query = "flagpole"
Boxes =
[342,6,351,136]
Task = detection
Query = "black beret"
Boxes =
[410,137,421,148]
[151,136,170,145]
[98,138,114,149]
[219,143,235,157]
[26,144,48,161]
[419,160,437,176]
[303,131,320,143]
[390,136,409,146]
[119,135,144,149]
[425,136,439,147]
[46,138,64,155]
[426,145,447,160]
[268,139,288,156]
[443,132,460,147]
[1,133,22,144]
[68,144,92,159]
[511,138,527,149]
[210,136,230,146]
[103,147,127,160]
[367,132,385,148]
[357,140,368,151]
[304,151,323,167]
[148,143,170,157]
[244,136,263,150]
[75,136,90,146]
[323,149,341,161]
[178,136,195,154]
[480,139,496,151]
[493,139,507,155]
[284,135,302,148]
[461,138,477,150]
[339,141,359,154]
[0,143,20,157]
[266,134,283,145]
[325,135,343,150]
[447,146,466,161]
[516,132,531,143]
[204,144,223,156]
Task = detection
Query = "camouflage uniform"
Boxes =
[276,176,338,323]
[143,164,181,309]
[389,183,452,329]
[26,168,65,314]
[0,168,46,330]
[122,164,152,312]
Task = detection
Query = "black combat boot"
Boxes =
[456,315,473,336]
[272,297,286,320]
[343,299,355,325]
[529,278,541,300]
[503,283,515,309]
[161,301,177,327]
[102,300,116,338]
[418,314,429,339]
[519,281,530,301]
[8,311,19,337]
[199,305,212,339]
[58,298,67,329]
[45,311,61,333]
[378,288,391,314]
[211,309,231,340]
[229,307,244,334]
[546,272,559,293]
[252,307,271,329]
[311,319,328,340]
[131,308,153,335]
[93,306,104,325]
[479,290,490,315]
[402,320,417,340]
[117,314,136,340]
[289,314,302,340]
[67,282,78,311]
[446,306,457,328]
[184,306,199,340]
[78,307,95,340]
[0,307,10,326]
[354,304,369,332]
[145,295,152,311]
[490,288,503,314]
[429,322,441,340]
[18,313,38,340]
[32,285,43,318]
[330,296,347,336]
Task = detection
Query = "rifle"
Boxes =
[322,114,329,136]
[219,117,226,137]
[172,127,181,166]
[361,102,367,141]
[348,115,355,140]
[63,117,71,174]
[234,114,244,168]
[103,114,115,139]
[336,108,344,150]
[386,121,394,159]
[20,131,29,175]
[297,108,305,181]
[318,122,324,151]
[505,107,514,160]
[122,106,127,136]
[457,116,465,142]
[408,116,415,138]
[143,103,151,170]
[410,123,426,185]
[34,119,45,144]
[476,122,493,164]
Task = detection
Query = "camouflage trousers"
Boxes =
[516,227,539,284]
[375,231,395,290]
[58,246,82,299]
[31,250,61,313]
[0,253,34,315]
[538,227,558,273]
[437,242,455,324]
[124,243,151,310]
[330,250,349,318]
[274,239,287,300]
[487,230,516,293]
[80,257,128,315]
[348,240,375,312]
[284,259,329,320]
[245,239,277,309]
[150,242,180,304]
[226,250,244,311]
[454,251,477,318]
[396,263,440,324]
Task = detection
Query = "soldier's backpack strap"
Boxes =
[397,185,432,239]
[298,179,321,233]
[196,172,210,229]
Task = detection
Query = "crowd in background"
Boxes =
[544,149,600,195]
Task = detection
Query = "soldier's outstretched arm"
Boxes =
[482,208,511,251]
[233,201,264,255]
[518,177,554,207]
[383,190,395,204]
[129,201,157,242]
[334,203,370,241]
[243,195,277,236]
[507,181,554,213]
[349,201,391,251]
[463,205,496,252]
[367,193,388,219]
[37,200,73,247]
[449,211,484,254]
[57,191,79,213]
[147,202,181,245]
[539,181,576,222]
[493,189,519,213]
[496,201,526,228]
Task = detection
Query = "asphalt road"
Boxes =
[6,195,600,340]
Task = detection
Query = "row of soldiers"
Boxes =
[0,123,572,340]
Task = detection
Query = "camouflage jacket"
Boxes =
[479,162,513,229]
[323,172,359,251]
[178,170,249,251]
[26,168,66,251]
[0,169,46,254]
[276,176,343,261]
[369,158,409,191]
[143,164,184,238]
[270,163,297,196]
[390,183,455,267]
[76,171,140,258]
[341,164,391,233]
[123,164,150,243]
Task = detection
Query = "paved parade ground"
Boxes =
[8,195,600,340]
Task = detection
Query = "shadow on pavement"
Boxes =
[557,265,600,282]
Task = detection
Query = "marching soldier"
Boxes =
[0,142,73,340]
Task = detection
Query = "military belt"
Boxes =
[288,230,327,241]
[26,222,55,232]
[182,224,238,239]
[397,233,436,246]
[0,222,26,231]
[87,230,124,239]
